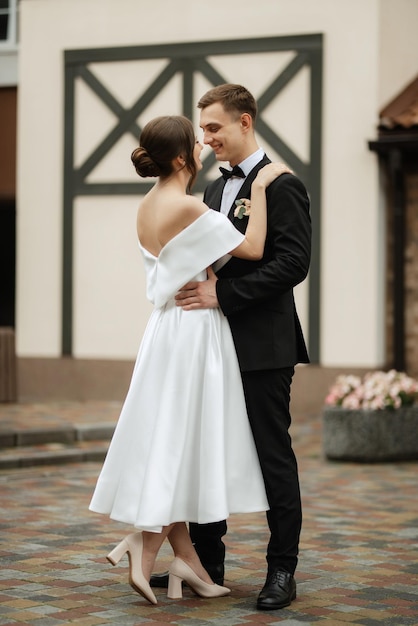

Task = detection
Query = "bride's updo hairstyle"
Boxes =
[131,115,198,190]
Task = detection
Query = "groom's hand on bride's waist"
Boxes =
[175,267,219,310]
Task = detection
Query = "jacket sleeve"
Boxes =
[216,174,311,316]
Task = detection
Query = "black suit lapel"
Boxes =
[204,178,225,212]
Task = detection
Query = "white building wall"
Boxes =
[16,0,418,366]
[379,0,418,106]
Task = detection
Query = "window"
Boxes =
[0,0,18,46]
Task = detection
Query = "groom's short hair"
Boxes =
[197,84,257,122]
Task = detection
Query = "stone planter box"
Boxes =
[322,405,418,462]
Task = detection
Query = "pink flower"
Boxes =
[324,370,418,410]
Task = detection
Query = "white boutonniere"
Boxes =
[234,198,251,219]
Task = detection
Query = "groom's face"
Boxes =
[199,102,245,167]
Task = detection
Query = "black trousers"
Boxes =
[189,367,302,576]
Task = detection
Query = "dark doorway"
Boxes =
[0,86,17,327]
[0,198,16,326]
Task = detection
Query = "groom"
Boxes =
[152,84,311,610]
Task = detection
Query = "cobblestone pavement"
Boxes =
[0,402,418,625]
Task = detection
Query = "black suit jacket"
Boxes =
[204,155,311,371]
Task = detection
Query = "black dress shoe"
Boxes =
[149,571,171,588]
[256,569,296,610]
[150,563,224,588]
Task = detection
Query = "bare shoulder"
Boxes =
[180,194,207,216]
[171,195,208,227]
[146,195,209,249]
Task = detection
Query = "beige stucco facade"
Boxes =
[15,0,418,386]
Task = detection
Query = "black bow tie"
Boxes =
[219,165,246,181]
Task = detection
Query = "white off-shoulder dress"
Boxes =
[89,210,268,532]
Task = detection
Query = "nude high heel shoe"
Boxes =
[107,532,157,605]
[167,557,231,599]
